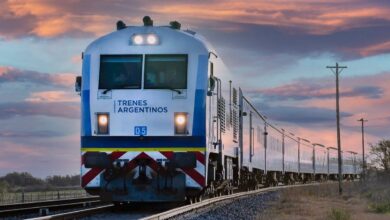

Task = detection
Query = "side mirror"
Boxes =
[75,76,82,94]
[207,77,215,96]
[209,77,215,90]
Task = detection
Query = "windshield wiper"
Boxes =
[102,85,140,94]
[168,88,182,94]
[102,88,112,94]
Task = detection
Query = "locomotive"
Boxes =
[75,16,361,203]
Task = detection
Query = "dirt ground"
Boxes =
[257,175,390,220]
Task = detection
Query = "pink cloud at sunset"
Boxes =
[0,135,81,176]
[280,124,378,154]
[353,41,390,57]
[151,1,390,34]
[25,91,78,103]
[0,0,388,38]
[1,140,42,158]
[0,66,76,87]
[0,101,79,119]
[249,72,390,155]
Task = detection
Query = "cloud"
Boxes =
[0,130,65,138]
[25,91,79,103]
[0,135,81,177]
[353,40,390,57]
[257,104,353,124]
[242,72,390,151]
[0,101,79,119]
[252,80,384,101]
[0,0,389,59]
[0,66,76,87]
[0,9,37,39]
[199,20,390,59]
[0,0,142,38]
[152,1,390,34]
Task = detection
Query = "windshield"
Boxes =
[99,55,142,89]
[144,55,187,89]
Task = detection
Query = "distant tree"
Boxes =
[46,175,80,187]
[0,172,44,187]
[370,140,390,171]
[0,172,81,190]
[0,180,9,193]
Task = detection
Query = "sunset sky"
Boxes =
[0,0,389,177]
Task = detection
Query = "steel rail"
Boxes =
[141,183,320,220]
[0,196,99,210]
[0,197,102,218]
[26,204,114,220]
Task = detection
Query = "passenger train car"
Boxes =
[75,17,362,203]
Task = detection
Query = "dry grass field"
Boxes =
[257,173,390,220]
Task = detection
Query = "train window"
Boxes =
[99,55,142,90]
[144,55,187,89]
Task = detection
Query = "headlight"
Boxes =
[175,115,186,125]
[174,112,188,135]
[97,113,109,134]
[131,34,159,45]
[132,35,144,45]
[146,34,157,44]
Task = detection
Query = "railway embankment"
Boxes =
[256,173,390,220]
[173,190,279,220]
[168,173,389,220]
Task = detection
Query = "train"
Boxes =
[75,16,362,203]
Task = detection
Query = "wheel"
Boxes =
[187,196,195,204]
[113,201,122,207]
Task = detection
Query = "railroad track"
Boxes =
[12,182,331,220]
[141,183,321,220]
[27,204,113,220]
[0,196,105,219]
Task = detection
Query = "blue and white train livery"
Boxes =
[75,17,362,203]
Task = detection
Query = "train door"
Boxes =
[207,62,218,150]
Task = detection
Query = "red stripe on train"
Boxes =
[192,151,205,165]
[124,152,160,173]
[160,151,205,187]
[82,151,205,187]
[81,151,125,187]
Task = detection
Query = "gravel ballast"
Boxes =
[174,191,280,220]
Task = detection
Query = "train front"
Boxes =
[77,18,209,202]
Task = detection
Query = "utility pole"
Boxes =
[358,118,367,179]
[327,63,347,195]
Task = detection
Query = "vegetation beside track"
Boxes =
[0,172,85,204]
[257,171,390,220]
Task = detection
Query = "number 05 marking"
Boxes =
[134,126,147,136]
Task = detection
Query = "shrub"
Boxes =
[328,208,351,220]
[370,201,390,214]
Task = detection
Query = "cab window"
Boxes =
[99,55,142,89]
[144,55,187,89]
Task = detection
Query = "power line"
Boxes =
[327,62,347,195]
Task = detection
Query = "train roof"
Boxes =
[84,18,217,56]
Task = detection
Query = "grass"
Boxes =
[328,208,351,220]
[370,201,390,214]
[0,189,90,204]
[256,172,390,220]
[362,172,390,214]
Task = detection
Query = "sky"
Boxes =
[0,0,389,177]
